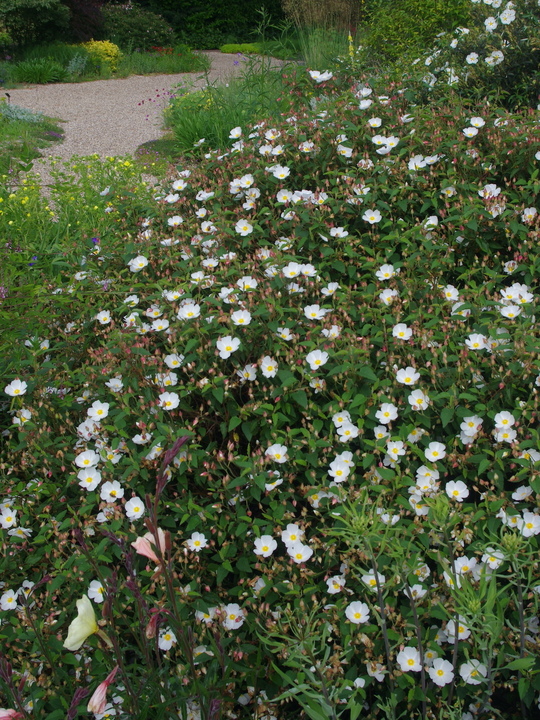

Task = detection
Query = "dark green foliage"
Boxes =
[0,0,71,47]
[62,0,105,42]
[100,4,177,51]
[364,0,470,62]
[143,0,286,49]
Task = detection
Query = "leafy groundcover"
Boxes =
[1,68,540,720]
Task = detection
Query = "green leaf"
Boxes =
[358,365,377,382]
[440,406,454,428]
[506,656,536,671]
[291,390,308,408]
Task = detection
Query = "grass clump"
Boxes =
[166,56,293,152]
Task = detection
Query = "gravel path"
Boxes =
[5,52,243,162]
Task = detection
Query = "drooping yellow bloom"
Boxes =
[63,595,98,651]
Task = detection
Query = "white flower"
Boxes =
[178,303,201,320]
[409,154,426,170]
[100,480,124,502]
[486,50,504,65]
[500,7,516,23]
[392,323,412,340]
[326,575,346,594]
[484,16,498,31]
[254,535,277,557]
[75,450,100,469]
[329,227,348,238]
[446,617,471,643]
[362,209,382,224]
[304,304,328,320]
[446,481,469,502]
[0,589,19,611]
[397,647,422,672]
[462,127,478,138]
[266,444,288,463]
[395,367,420,385]
[158,628,177,651]
[222,603,245,630]
[125,497,145,520]
[494,411,515,428]
[466,52,479,64]
[522,207,537,223]
[260,356,278,378]
[236,276,258,291]
[308,70,333,82]
[465,333,487,350]
[127,255,148,272]
[375,264,398,281]
[164,353,184,369]
[287,541,313,563]
[4,379,27,397]
[328,459,351,482]
[425,442,446,462]
[77,468,102,491]
[230,310,251,326]
[87,401,109,422]
[362,571,385,591]
[87,579,105,603]
[235,219,253,236]
[375,403,398,424]
[186,532,208,552]
[159,392,180,411]
[459,660,487,685]
[95,310,111,324]
[0,508,17,529]
[321,324,341,339]
[216,336,240,359]
[500,305,521,319]
[281,523,304,546]
[345,601,370,624]
[379,288,399,305]
[337,423,359,441]
[521,512,540,537]
[337,144,353,157]
[229,126,242,138]
[305,350,329,370]
[105,377,123,392]
[429,659,454,687]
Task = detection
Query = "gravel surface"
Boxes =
[5,52,244,162]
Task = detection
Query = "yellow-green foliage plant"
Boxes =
[81,40,123,71]
[363,0,470,63]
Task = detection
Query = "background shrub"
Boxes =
[81,39,123,71]
[140,0,286,48]
[363,0,470,63]
[101,4,177,51]
[0,0,71,48]
[62,0,104,42]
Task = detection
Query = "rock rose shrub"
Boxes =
[1,56,540,720]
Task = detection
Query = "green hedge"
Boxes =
[364,0,470,62]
